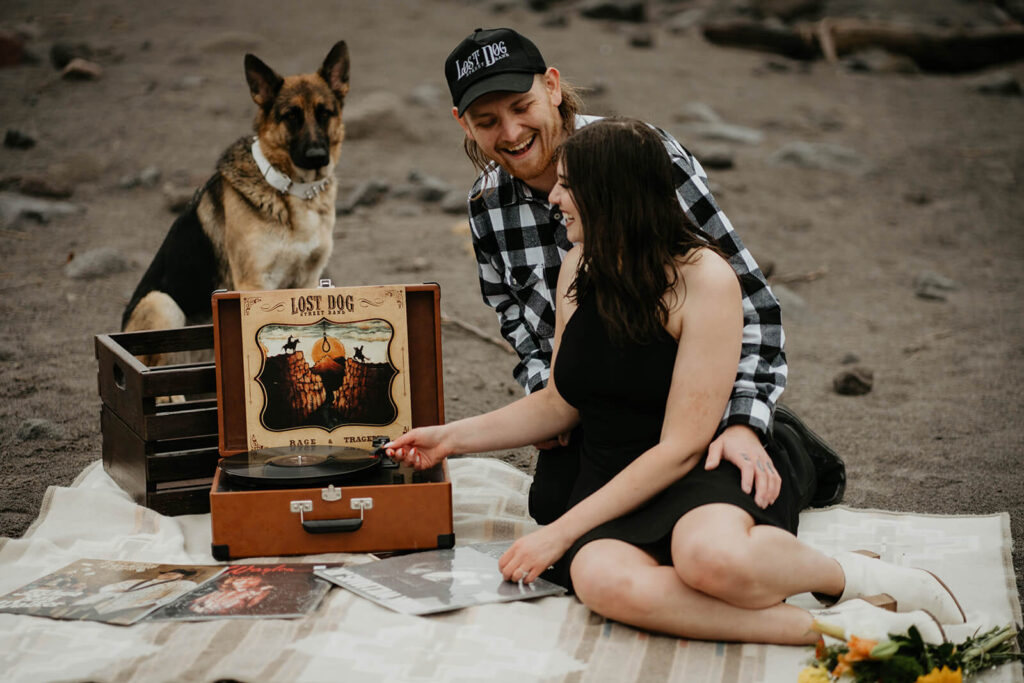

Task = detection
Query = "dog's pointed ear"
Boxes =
[319,41,350,104]
[244,54,284,110]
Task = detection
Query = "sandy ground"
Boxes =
[1,0,1022,625]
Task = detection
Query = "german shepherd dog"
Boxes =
[122,42,350,365]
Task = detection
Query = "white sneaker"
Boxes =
[812,598,946,645]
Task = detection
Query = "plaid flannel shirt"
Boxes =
[467,115,786,436]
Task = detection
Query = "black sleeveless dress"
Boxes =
[548,291,800,589]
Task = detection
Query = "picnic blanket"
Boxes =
[0,458,1021,683]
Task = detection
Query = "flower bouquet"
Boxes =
[800,622,1023,682]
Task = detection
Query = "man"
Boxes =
[444,28,844,523]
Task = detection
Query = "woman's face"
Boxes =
[548,159,582,244]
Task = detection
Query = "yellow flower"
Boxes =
[915,666,962,683]
[797,665,831,683]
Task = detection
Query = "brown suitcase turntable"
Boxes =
[209,282,453,560]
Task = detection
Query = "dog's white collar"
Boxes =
[250,137,331,200]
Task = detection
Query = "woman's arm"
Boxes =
[498,249,744,582]
[385,247,584,468]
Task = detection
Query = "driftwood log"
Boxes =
[702,18,1024,72]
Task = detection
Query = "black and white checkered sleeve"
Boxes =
[659,129,788,436]
[467,190,553,394]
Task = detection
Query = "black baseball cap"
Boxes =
[445,28,547,116]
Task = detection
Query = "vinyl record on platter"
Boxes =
[219,445,381,488]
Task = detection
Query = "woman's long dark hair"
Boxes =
[560,118,710,346]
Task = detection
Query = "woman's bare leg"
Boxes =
[569,538,820,644]
[670,504,845,609]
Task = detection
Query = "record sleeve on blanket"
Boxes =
[0,559,224,626]
[315,541,566,615]
[146,562,335,621]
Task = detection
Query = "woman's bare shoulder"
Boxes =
[664,248,740,338]
[677,247,739,297]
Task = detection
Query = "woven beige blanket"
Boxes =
[0,458,1020,683]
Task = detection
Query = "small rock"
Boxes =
[18,175,73,199]
[163,183,196,213]
[675,102,722,124]
[665,8,705,34]
[336,179,389,215]
[344,91,418,142]
[0,192,83,228]
[586,77,609,97]
[681,121,764,145]
[541,13,570,28]
[833,366,874,396]
[390,183,416,200]
[173,75,206,90]
[485,0,518,12]
[408,170,450,202]
[17,418,68,441]
[763,58,794,73]
[628,29,655,49]
[119,166,161,190]
[768,141,873,175]
[696,149,734,170]
[579,0,646,22]
[407,83,443,109]
[64,247,132,280]
[0,30,26,68]
[842,48,919,75]
[139,166,161,187]
[751,0,823,21]
[4,129,35,149]
[49,41,93,69]
[903,190,931,205]
[197,31,264,53]
[61,57,103,80]
[840,352,860,365]
[967,70,1022,97]
[913,271,958,301]
[394,204,422,218]
[440,189,468,214]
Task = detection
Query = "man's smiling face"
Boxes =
[455,69,565,193]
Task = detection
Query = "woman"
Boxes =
[386,118,963,644]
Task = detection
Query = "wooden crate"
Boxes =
[94,325,220,515]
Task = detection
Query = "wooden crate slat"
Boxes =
[147,483,212,516]
[139,365,217,398]
[147,447,222,484]
[143,406,219,441]
[107,325,215,356]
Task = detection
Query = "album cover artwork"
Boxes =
[314,542,566,616]
[239,285,412,451]
[0,559,224,626]
[146,563,336,621]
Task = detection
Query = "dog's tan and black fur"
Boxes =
[122,42,350,363]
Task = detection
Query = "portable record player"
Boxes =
[209,282,453,560]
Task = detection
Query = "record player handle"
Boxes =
[301,518,363,534]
